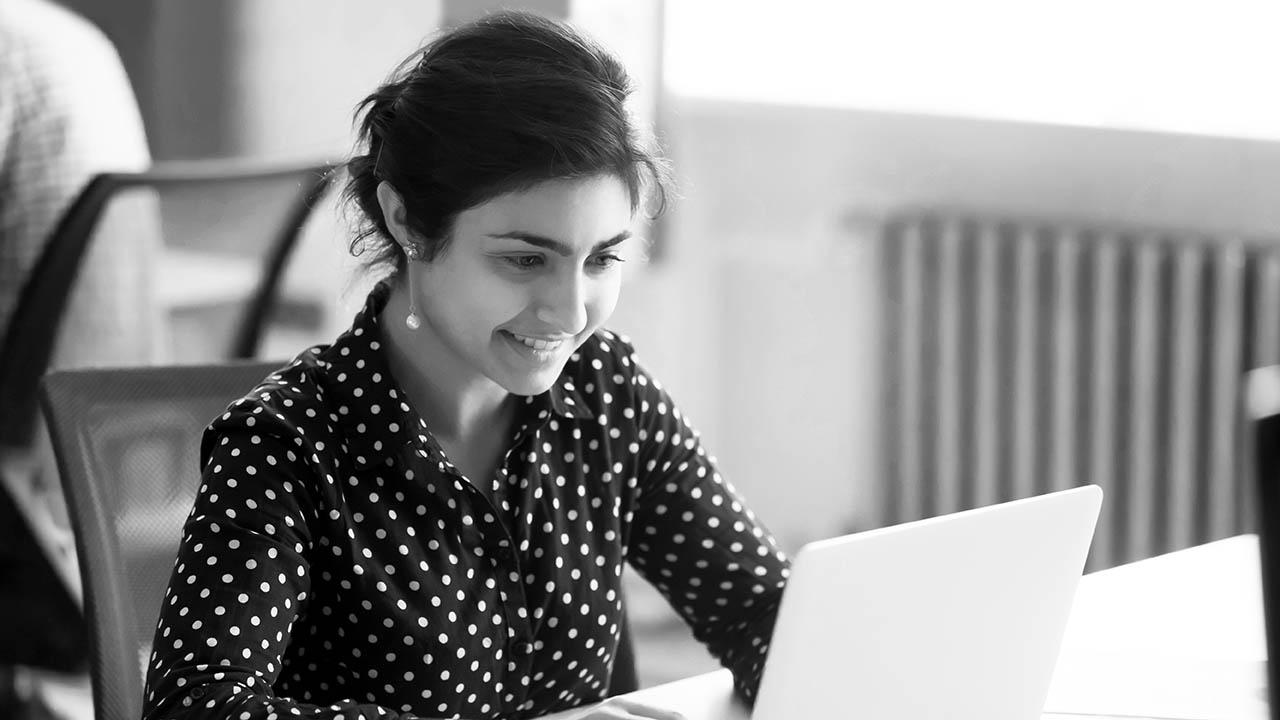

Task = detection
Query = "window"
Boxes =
[664,0,1280,140]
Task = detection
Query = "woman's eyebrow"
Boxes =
[486,230,631,256]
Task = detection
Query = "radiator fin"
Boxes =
[880,214,1269,570]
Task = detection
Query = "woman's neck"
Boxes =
[380,280,512,443]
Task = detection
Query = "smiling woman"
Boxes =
[378,175,633,407]
[139,10,790,720]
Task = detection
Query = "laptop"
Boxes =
[1247,366,1280,720]
[751,485,1102,720]
[540,486,1101,720]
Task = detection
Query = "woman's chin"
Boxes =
[501,372,561,398]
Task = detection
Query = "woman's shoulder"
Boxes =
[203,343,344,448]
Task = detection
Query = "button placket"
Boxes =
[490,401,565,706]
[476,498,537,685]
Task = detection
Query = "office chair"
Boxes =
[1247,365,1280,719]
[1,159,333,450]
[0,160,332,672]
[609,611,639,696]
[39,362,280,720]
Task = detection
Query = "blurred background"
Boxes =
[9,0,1280,702]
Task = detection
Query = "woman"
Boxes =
[143,11,790,720]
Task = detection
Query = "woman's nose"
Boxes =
[534,273,589,335]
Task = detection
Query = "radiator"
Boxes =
[878,212,1280,570]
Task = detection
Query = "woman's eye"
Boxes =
[590,254,624,269]
[503,255,543,269]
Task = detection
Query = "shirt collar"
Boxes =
[544,374,591,420]
[321,282,589,469]
[512,373,591,435]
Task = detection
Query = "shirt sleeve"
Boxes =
[142,398,434,720]
[617,344,792,704]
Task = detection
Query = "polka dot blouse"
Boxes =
[142,283,792,720]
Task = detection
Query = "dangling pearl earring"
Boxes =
[404,244,423,330]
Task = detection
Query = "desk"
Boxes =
[541,535,1267,720]
[1044,534,1266,720]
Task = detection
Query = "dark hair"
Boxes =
[342,10,672,276]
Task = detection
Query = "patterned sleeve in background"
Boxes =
[618,339,792,703]
[0,0,154,358]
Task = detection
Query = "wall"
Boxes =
[59,1,1280,551]
[60,0,444,161]
[608,98,1280,551]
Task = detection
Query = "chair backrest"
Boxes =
[39,361,280,720]
[1247,365,1280,720]
[0,159,332,450]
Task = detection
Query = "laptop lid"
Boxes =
[1247,366,1280,720]
[752,485,1102,720]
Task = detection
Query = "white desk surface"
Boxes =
[1043,534,1266,720]
[541,535,1268,720]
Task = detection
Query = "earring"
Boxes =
[402,243,423,329]
[403,244,423,330]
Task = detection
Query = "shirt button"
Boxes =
[496,546,514,563]
[190,688,205,699]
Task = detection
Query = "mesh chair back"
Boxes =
[1,160,332,449]
[40,362,280,720]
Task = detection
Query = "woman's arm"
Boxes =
[141,402,438,720]
[618,344,792,704]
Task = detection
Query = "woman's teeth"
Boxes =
[510,332,564,351]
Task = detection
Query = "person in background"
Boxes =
[1,0,155,717]
[142,11,790,720]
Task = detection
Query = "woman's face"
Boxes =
[402,174,635,397]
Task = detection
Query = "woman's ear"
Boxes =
[376,181,410,244]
